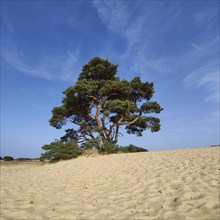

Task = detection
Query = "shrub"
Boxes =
[40,140,82,162]
[3,156,14,161]
[0,156,2,160]
[99,142,119,154]
[16,158,32,161]
[120,144,148,153]
[83,137,101,149]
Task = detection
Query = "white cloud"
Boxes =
[191,43,204,50]
[93,1,172,76]
[1,44,80,82]
[184,64,219,103]
[60,50,81,81]
[93,0,130,35]
[94,1,148,50]
[1,46,52,80]
[198,71,219,103]
[94,0,219,91]
[123,16,149,53]
[131,52,169,78]
[189,37,218,55]
[183,35,219,104]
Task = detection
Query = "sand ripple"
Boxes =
[1,146,219,219]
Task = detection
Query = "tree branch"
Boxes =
[87,96,96,121]
[114,125,119,143]
[95,96,108,131]
[87,113,95,121]
[89,98,95,110]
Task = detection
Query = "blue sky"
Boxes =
[1,0,219,158]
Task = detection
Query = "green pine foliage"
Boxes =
[83,137,101,150]
[99,142,119,154]
[40,140,82,162]
[119,145,148,153]
[44,57,162,155]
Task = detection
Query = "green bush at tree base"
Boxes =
[119,144,148,153]
[98,142,148,154]
[40,140,82,162]
[99,142,119,154]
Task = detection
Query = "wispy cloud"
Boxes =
[94,1,219,103]
[184,63,219,103]
[191,43,204,50]
[1,46,52,80]
[60,50,81,81]
[189,37,219,55]
[182,34,219,104]
[93,1,173,76]
[192,7,218,26]
[1,44,80,82]
[93,1,146,52]
[93,0,130,35]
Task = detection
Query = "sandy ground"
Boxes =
[0,146,219,220]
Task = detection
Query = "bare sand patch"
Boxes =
[1,146,219,219]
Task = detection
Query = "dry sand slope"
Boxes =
[0,146,220,220]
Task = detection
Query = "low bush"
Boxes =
[99,142,119,154]
[98,143,148,154]
[119,144,148,153]
[3,156,14,161]
[83,137,101,149]
[40,140,82,162]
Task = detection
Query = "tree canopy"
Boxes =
[49,57,163,148]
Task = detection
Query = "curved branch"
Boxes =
[87,96,96,121]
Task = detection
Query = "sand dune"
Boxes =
[1,146,219,219]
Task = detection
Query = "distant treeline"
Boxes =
[0,156,39,161]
